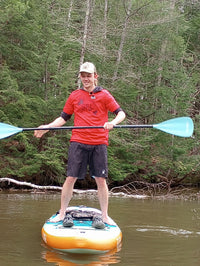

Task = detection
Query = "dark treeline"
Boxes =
[0,0,200,188]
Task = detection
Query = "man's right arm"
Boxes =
[34,116,66,138]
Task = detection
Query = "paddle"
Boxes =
[0,117,194,140]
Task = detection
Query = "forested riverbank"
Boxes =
[0,0,200,189]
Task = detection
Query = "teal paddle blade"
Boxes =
[0,123,23,139]
[153,117,194,137]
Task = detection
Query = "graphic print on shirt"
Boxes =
[78,98,98,116]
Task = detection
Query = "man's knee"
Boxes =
[95,177,107,187]
[65,176,77,184]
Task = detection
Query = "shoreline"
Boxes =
[1,177,200,200]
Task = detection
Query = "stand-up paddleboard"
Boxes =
[41,206,122,254]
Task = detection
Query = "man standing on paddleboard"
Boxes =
[34,62,126,226]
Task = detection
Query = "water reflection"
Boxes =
[42,244,121,265]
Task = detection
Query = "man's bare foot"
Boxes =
[49,213,65,223]
[102,216,116,226]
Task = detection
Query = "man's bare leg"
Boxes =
[95,177,115,225]
[50,176,77,222]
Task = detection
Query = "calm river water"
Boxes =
[1,190,200,266]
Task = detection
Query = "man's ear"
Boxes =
[94,73,99,79]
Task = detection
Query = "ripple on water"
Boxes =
[135,225,200,237]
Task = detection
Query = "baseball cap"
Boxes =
[79,62,96,74]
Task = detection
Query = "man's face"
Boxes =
[80,72,96,90]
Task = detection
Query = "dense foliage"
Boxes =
[0,0,200,187]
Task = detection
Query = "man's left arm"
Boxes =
[104,110,126,130]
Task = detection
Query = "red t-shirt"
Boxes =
[62,87,121,145]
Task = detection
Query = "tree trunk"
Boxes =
[103,0,108,51]
[67,0,74,28]
[157,0,176,87]
[78,0,91,88]
[80,0,91,66]
[113,0,133,81]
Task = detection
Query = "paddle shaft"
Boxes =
[23,125,153,131]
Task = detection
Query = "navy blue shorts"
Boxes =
[67,142,108,180]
